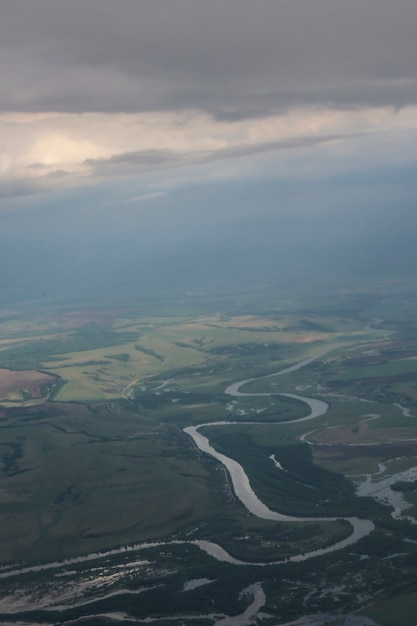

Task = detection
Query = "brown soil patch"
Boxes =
[0,369,56,399]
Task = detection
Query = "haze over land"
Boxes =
[1,0,417,305]
[2,4,417,626]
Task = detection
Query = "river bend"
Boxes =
[184,352,375,560]
[0,352,375,583]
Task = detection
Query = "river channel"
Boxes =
[184,351,375,562]
[0,351,375,584]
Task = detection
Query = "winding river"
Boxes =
[184,351,375,562]
[0,352,375,584]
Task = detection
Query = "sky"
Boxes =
[1,0,417,304]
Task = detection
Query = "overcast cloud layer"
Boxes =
[1,0,417,197]
[1,1,417,303]
[2,0,417,115]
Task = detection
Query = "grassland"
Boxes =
[1,295,417,624]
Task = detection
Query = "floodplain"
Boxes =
[0,290,417,625]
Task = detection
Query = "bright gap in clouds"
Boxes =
[1,105,417,199]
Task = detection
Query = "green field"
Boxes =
[1,293,417,624]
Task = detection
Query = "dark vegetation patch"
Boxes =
[327,371,417,386]
[284,319,334,333]
[54,485,83,506]
[342,349,417,368]
[172,340,194,349]
[132,390,224,412]
[104,353,130,362]
[193,515,352,562]
[203,432,382,518]
[208,342,282,356]
[134,344,164,361]
[1,438,25,475]
[392,481,417,492]
[0,324,137,370]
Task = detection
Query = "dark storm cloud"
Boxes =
[1,0,417,116]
